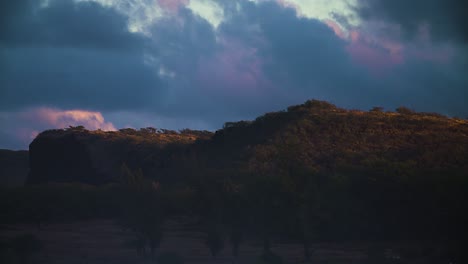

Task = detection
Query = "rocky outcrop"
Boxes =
[27,128,212,185]
[29,132,101,184]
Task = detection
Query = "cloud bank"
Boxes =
[0,108,115,149]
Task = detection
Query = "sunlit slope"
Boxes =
[28,100,468,184]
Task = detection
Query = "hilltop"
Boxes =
[26,100,468,185]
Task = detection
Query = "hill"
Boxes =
[27,100,468,185]
[207,100,468,172]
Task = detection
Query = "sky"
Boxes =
[1,0,467,149]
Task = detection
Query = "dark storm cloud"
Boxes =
[0,0,144,50]
[120,0,467,121]
[0,0,31,29]
[381,57,468,116]
[356,0,468,43]
[215,1,468,116]
[0,0,163,111]
[216,1,379,111]
[148,8,218,84]
[234,2,371,98]
[140,8,223,119]
[0,46,162,111]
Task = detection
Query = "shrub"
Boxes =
[396,106,414,115]
[370,106,384,112]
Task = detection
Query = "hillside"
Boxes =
[206,100,468,172]
[27,100,468,185]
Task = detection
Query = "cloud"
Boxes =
[345,30,404,72]
[0,0,163,112]
[278,0,361,26]
[75,0,165,35]
[187,0,225,29]
[224,1,468,115]
[355,0,468,43]
[1,0,145,50]
[158,0,189,12]
[0,1,33,32]
[219,1,374,107]
[27,108,116,131]
[0,108,116,150]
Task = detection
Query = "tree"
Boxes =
[205,223,225,258]
[118,164,167,260]
[296,177,332,263]
[194,171,227,259]
[370,106,384,112]
[396,106,414,115]
[140,127,157,134]
[246,174,293,255]
[223,179,246,262]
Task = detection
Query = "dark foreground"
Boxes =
[1,219,452,264]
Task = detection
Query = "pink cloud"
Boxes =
[16,108,116,143]
[158,0,189,13]
[341,21,455,73]
[26,108,117,131]
[0,108,116,149]
[322,19,406,73]
[345,30,404,73]
[197,38,273,98]
[411,46,454,64]
[324,19,347,40]
[409,23,455,63]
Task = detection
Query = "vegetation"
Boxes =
[1,99,467,263]
[118,164,167,259]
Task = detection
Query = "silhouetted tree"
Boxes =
[118,164,166,259]
[205,223,225,258]
[370,106,384,112]
[396,106,414,115]
[224,180,246,262]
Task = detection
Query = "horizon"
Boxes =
[5,99,467,152]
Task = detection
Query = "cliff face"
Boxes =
[29,133,100,184]
[27,100,468,185]
[28,128,212,185]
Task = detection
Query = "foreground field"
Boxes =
[1,219,445,264]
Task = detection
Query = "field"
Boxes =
[1,219,382,264]
[0,219,444,264]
